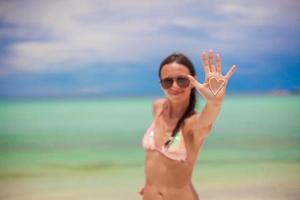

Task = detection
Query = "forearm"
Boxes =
[198,100,223,127]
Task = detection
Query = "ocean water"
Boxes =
[0,95,299,199]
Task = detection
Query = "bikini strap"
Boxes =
[153,100,165,120]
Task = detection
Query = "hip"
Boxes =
[143,182,199,200]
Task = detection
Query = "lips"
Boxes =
[169,91,183,95]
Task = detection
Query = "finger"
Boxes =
[201,51,210,74]
[224,65,236,80]
[187,75,201,87]
[208,49,216,72]
[216,53,222,74]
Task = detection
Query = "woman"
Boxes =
[140,50,236,200]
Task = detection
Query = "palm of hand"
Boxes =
[201,72,226,101]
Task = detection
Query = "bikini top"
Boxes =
[142,108,187,162]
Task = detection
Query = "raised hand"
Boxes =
[187,50,236,103]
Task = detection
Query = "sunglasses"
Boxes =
[160,76,190,89]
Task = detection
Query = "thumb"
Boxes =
[187,75,202,88]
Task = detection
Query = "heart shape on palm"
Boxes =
[208,77,225,96]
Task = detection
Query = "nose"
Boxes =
[171,80,181,90]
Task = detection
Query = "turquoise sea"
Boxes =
[0,95,299,200]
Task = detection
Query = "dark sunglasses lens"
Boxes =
[161,78,173,89]
[177,77,190,88]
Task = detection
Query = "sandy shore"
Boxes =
[1,162,299,200]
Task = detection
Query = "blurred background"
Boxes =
[0,0,299,199]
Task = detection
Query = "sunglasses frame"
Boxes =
[160,75,190,89]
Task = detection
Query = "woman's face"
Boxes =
[160,62,193,103]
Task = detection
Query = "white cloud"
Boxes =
[0,0,298,73]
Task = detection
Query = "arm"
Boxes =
[138,186,144,196]
[138,98,165,195]
[186,50,235,137]
[197,100,223,128]
[186,100,223,138]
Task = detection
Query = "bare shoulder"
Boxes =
[184,111,213,139]
[152,98,165,117]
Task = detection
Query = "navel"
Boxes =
[158,190,164,196]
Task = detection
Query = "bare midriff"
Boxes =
[143,150,199,200]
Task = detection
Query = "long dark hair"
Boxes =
[159,53,197,145]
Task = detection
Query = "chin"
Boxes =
[167,93,188,102]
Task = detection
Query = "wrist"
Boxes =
[206,98,224,106]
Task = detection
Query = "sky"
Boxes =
[0,0,299,98]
